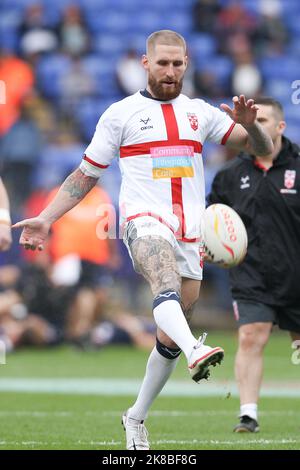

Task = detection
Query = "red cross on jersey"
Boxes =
[80,91,235,241]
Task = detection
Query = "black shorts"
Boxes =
[232,300,300,334]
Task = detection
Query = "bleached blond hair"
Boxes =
[146,30,187,55]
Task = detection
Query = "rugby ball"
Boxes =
[201,204,248,268]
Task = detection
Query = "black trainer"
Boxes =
[233,415,259,433]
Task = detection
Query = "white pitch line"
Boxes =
[102,410,300,417]
[0,410,300,419]
[1,409,300,418]
[0,378,299,397]
[154,438,300,446]
[0,438,299,448]
[79,438,300,446]
[0,411,73,417]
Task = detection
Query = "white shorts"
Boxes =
[123,216,203,281]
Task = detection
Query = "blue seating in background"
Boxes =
[285,123,300,144]
[196,55,233,87]
[122,34,147,54]
[0,7,22,52]
[87,11,132,34]
[260,57,299,80]
[130,12,166,34]
[265,79,296,102]
[35,54,71,99]
[1,0,299,147]
[240,0,260,16]
[189,34,217,59]
[33,141,86,189]
[284,103,300,121]
[287,38,300,57]
[280,0,300,18]
[285,15,300,36]
[74,97,117,141]
[164,13,192,35]
[93,34,127,57]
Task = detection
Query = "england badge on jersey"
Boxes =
[284,170,296,189]
[187,113,198,131]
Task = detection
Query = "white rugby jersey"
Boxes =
[80,91,235,241]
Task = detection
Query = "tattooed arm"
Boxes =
[221,95,274,156]
[39,168,97,224]
[12,168,98,250]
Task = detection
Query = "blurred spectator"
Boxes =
[255,0,289,56]
[0,49,34,136]
[90,312,155,351]
[194,69,227,99]
[0,309,58,352]
[32,127,85,190]
[0,0,299,346]
[47,185,119,268]
[181,52,196,98]
[0,260,155,352]
[230,46,263,98]
[193,0,221,33]
[56,5,90,57]
[60,56,96,112]
[216,0,258,55]
[6,182,120,346]
[116,49,146,96]
[0,101,43,211]
[0,264,62,351]
[20,92,58,138]
[13,182,152,349]
[46,184,121,341]
[19,3,58,57]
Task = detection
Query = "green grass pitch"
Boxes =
[0,331,299,450]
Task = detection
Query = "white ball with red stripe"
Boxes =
[201,204,248,268]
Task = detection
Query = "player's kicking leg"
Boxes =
[122,235,223,450]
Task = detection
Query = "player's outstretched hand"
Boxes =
[12,217,51,251]
[220,95,259,127]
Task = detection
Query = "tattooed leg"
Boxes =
[131,236,184,349]
[131,236,181,298]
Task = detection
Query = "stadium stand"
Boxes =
[1,0,300,346]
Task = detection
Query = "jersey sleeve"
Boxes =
[204,102,236,145]
[80,104,122,178]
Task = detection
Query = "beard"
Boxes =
[148,73,183,100]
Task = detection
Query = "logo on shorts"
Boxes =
[187,113,198,131]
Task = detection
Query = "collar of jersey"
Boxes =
[140,88,176,102]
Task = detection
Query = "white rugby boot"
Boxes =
[122,410,150,450]
[188,332,224,382]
